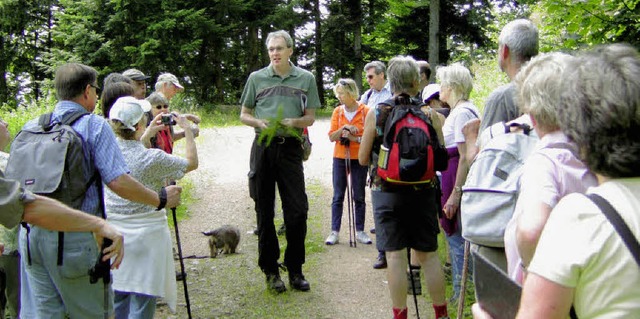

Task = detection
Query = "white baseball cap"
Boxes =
[422,84,441,103]
[157,73,184,89]
[109,96,152,131]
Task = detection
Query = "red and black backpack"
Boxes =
[376,94,448,185]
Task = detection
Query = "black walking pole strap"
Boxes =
[407,248,420,319]
[587,193,640,266]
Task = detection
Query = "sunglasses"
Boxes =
[155,104,169,110]
[89,83,101,94]
[339,80,349,86]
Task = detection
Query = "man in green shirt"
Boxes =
[240,30,320,293]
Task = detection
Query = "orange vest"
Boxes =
[329,102,369,159]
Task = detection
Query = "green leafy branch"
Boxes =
[257,106,302,146]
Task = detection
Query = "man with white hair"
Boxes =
[360,61,392,108]
[154,73,184,101]
[149,72,199,154]
[481,19,539,131]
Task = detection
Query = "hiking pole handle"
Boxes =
[89,238,113,284]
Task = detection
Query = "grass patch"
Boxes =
[469,58,509,115]
[167,176,195,228]
[170,179,331,318]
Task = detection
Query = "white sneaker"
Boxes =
[325,231,339,245]
[356,231,372,244]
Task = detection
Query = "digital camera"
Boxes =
[161,114,176,126]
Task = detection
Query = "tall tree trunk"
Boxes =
[247,25,261,73]
[0,36,8,106]
[429,0,440,83]
[352,0,363,94]
[313,0,324,106]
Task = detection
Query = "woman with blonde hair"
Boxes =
[325,78,370,246]
[436,62,480,303]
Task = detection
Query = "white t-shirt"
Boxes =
[442,101,479,148]
[529,178,640,318]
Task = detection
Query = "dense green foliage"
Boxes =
[0,0,636,111]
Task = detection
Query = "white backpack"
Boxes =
[460,121,538,247]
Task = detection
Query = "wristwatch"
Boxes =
[357,137,362,143]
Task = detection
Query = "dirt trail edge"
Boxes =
[155,118,438,319]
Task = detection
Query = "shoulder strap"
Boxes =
[460,105,479,119]
[587,193,640,267]
[366,88,374,101]
[60,111,90,126]
[39,111,90,131]
[38,113,54,131]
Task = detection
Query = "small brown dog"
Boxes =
[202,225,241,258]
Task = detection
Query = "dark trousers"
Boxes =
[0,253,19,319]
[249,136,308,275]
[331,157,368,232]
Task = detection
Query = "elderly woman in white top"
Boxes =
[503,53,598,284]
[436,62,480,302]
[106,97,198,318]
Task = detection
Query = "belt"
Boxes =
[256,135,300,146]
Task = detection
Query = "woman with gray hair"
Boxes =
[503,52,598,284]
[359,56,449,319]
[474,44,640,319]
[436,62,480,304]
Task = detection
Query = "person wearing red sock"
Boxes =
[359,56,449,319]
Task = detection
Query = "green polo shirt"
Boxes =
[240,63,321,135]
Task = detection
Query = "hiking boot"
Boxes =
[289,273,310,291]
[325,231,339,245]
[373,253,387,269]
[407,269,422,295]
[266,273,286,293]
[356,231,372,244]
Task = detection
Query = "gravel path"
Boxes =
[155,118,440,318]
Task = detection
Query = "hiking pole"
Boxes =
[456,240,471,319]
[342,135,356,247]
[407,248,420,319]
[170,184,193,319]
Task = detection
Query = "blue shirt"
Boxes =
[360,81,392,108]
[23,101,129,216]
